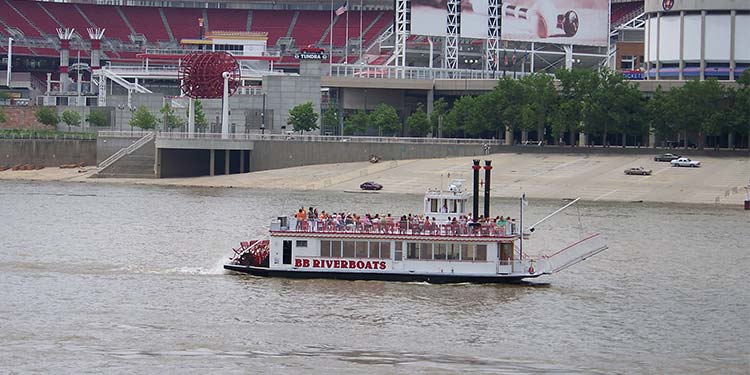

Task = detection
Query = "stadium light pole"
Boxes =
[6,37,12,87]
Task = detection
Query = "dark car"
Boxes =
[654,153,681,162]
[360,181,383,191]
[665,140,697,149]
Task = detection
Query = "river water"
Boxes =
[0,181,748,374]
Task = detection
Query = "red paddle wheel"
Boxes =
[178,52,240,99]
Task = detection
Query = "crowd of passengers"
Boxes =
[292,206,516,236]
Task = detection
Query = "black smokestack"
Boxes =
[484,160,492,218]
[472,159,480,221]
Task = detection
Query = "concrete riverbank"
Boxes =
[1,152,748,206]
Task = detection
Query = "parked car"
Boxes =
[624,167,653,175]
[666,140,697,149]
[654,153,681,162]
[670,157,701,167]
[360,181,383,191]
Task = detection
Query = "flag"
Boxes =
[335,2,348,16]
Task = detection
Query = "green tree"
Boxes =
[160,102,185,130]
[370,103,400,136]
[61,110,81,130]
[430,97,448,137]
[444,95,475,138]
[129,106,158,130]
[0,107,6,124]
[35,107,59,128]
[518,73,557,142]
[734,70,750,149]
[321,106,338,135]
[406,103,431,137]
[193,100,208,131]
[344,110,368,135]
[287,102,319,134]
[493,78,526,143]
[86,109,109,127]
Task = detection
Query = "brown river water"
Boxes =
[0,181,748,374]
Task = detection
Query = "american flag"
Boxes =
[335,2,348,16]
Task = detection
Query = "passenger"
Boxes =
[497,216,507,235]
[295,208,307,230]
[385,213,394,233]
[362,214,372,232]
[399,215,408,234]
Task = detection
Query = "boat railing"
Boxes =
[272,217,517,238]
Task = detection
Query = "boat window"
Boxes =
[380,242,391,259]
[450,199,458,213]
[420,242,432,260]
[320,240,331,257]
[330,240,342,257]
[434,243,447,260]
[343,241,356,258]
[394,241,403,261]
[447,243,460,260]
[355,241,368,258]
[461,243,475,261]
[407,242,420,259]
[296,240,308,248]
[429,198,439,213]
[475,244,487,261]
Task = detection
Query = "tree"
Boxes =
[370,103,400,136]
[35,107,59,128]
[86,109,109,127]
[444,96,475,138]
[735,70,750,150]
[160,102,185,130]
[406,103,431,137]
[61,110,81,130]
[344,110,368,135]
[193,100,208,131]
[321,106,338,135]
[430,97,448,137]
[287,102,319,134]
[519,73,557,142]
[0,107,6,124]
[129,106,158,130]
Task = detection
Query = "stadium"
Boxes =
[0,0,748,158]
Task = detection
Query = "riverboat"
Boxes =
[224,160,609,283]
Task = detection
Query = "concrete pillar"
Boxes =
[239,150,245,173]
[225,150,230,175]
[59,39,70,92]
[564,45,573,69]
[728,133,734,149]
[188,98,195,136]
[649,128,656,148]
[505,127,513,146]
[521,130,528,143]
[154,148,162,178]
[700,10,706,80]
[209,149,215,176]
[655,12,660,80]
[579,132,587,147]
[426,89,434,117]
[645,14,651,79]
[730,10,736,81]
[679,11,685,80]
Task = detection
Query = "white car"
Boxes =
[670,157,701,167]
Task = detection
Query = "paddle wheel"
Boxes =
[231,240,270,267]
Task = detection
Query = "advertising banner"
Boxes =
[411,0,448,37]
[461,0,490,39]
[500,0,609,46]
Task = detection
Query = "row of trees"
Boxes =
[338,69,750,148]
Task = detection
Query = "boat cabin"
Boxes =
[424,179,470,222]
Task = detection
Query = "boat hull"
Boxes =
[224,264,537,284]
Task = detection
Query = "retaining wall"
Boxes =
[0,139,96,167]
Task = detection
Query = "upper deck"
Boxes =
[270,217,519,242]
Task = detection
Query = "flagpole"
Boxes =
[519,194,524,261]
[345,2,349,63]
[359,0,363,62]
[329,0,334,65]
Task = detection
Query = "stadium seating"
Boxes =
[162,7,203,40]
[0,0,45,37]
[40,2,92,34]
[611,1,644,26]
[250,10,295,46]
[206,9,248,32]
[119,6,171,42]
[77,4,132,41]
[291,10,331,47]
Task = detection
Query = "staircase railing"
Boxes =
[98,131,154,170]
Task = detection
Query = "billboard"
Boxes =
[500,0,609,46]
[410,0,448,37]
[461,0,490,39]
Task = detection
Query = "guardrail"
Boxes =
[98,132,154,170]
[154,131,501,145]
[328,63,532,80]
[0,132,96,140]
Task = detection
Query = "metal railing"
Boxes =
[0,132,96,140]
[98,130,155,138]
[328,63,532,80]
[153,131,502,145]
[98,132,154,170]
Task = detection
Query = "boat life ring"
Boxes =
[528,266,535,274]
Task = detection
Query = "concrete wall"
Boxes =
[248,141,486,172]
[490,145,749,157]
[0,139,96,166]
